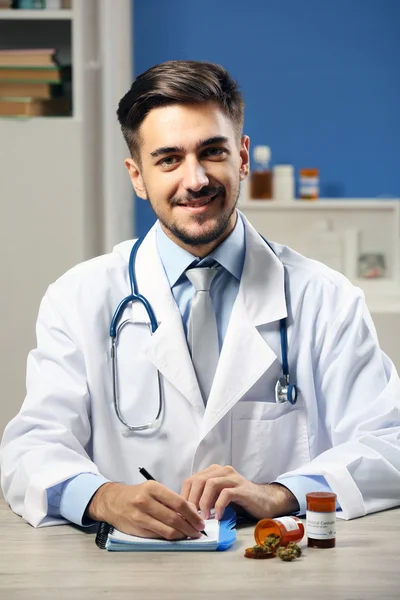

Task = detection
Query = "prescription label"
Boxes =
[274,517,300,532]
[306,510,336,539]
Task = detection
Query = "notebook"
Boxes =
[95,507,237,552]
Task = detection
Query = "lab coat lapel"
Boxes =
[128,226,204,412]
[202,215,288,434]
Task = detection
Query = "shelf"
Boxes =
[353,279,400,312]
[353,278,400,295]
[239,199,400,210]
[0,116,77,123]
[362,296,400,314]
[239,198,400,312]
[0,9,72,19]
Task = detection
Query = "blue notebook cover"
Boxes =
[103,507,237,552]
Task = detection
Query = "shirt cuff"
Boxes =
[275,475,340,515]
[52,473,110,526]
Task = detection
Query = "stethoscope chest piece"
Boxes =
[275,377,298,405]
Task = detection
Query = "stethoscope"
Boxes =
[110,235,298,431]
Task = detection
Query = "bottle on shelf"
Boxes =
[250,145,272,200]
[272,164,295,202]
[299,167,319,200]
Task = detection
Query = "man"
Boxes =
[1,61,400,540]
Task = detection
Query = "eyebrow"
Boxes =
[149,136,229,158]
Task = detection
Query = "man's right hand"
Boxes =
[86,481,206,540]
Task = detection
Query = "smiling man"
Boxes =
[125,102,244,256]
[1,60,400,539]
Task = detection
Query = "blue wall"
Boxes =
[133,0,400,237]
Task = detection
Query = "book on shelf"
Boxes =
[0,49,71,116]
[9,0,71,7]
[11,1,44,8]
[0,96,71,116]
[0,65,71,83]
[0,49,57,67]
[0,81,62,99]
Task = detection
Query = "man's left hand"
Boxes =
[180,464,299,521]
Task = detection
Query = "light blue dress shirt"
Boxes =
[47,214,336,526]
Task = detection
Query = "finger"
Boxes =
[187,477,209,510]
[136,512,202,541]
[149,483,205,532]
[180,464,222,499]
[214,488,246,521]
[195,464,224,475]
[180,479,192,501]
[185,466,233,509]
[130,525,163,539]
[199,477,237,519]
[144,497,205,539]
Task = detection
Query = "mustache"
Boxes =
[171,185,225,206]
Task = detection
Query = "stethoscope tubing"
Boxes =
[109,233,298,430]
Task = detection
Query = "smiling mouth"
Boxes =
[179,193,219,209]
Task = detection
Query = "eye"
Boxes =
[158,156,179,168]
[203,147,227,158]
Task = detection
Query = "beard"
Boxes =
[146,181,241,247]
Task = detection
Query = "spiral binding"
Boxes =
[95,521,114,549]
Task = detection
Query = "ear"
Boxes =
[125,158,148,199]
[239,135,250,181]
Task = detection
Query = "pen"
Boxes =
[138,466,208,536]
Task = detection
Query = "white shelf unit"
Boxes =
[0,9,72,19]
[238,198,400,313]
[239,199,400,210]
[239,197,400,369]
[0,0,134,437]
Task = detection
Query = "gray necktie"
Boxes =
[186,266,219,404]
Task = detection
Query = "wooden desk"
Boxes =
[1,497,399,600]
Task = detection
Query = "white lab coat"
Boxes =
[1,213,400,527]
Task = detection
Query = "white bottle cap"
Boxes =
[253,145,271,166]
[273,164,294,176]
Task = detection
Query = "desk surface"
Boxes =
[1,498,399,600]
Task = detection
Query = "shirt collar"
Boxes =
[156,211,246,289]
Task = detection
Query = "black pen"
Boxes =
[138,466,208,536]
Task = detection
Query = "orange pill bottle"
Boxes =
[299,168,319,200]
[306,492,337,548]
[254,516,305,546]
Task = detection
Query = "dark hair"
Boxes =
[117,60,245,163]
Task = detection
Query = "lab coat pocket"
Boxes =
[231,400,310,484]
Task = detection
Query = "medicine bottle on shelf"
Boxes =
[272,164,295,202]
[299,168,319,200]
[250,145,272,199]
[306,492,337,548]
[254,516,304,547]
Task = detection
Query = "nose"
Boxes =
[182,157,209,192]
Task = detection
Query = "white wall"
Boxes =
[0,0,133,438]
[0,120,87,435]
